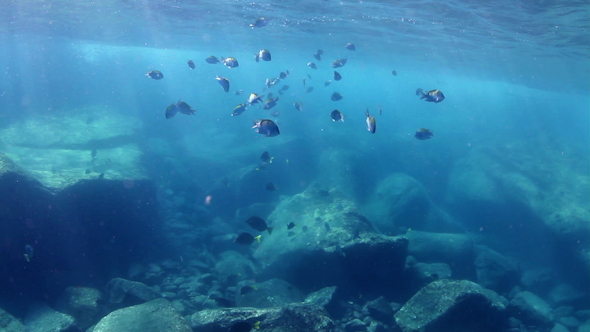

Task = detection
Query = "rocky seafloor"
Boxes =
[0,109,588,332]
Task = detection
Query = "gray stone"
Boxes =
[24,303,76,332]
[0,306,25,332]
[394,280,508,332]
[406,231,475,279]
[576,310,590,321]
[91,298,190,332]
[551,323,569,332]
[559,316,580,329]
[214,251,256,284]
[105,278,159,305]
[363,296,394,324]
[508,291,552,328]
[405,262,452,286]
[252,185,408,294]
[56,287,103,331]
[552,306,575,321]
[304,286,338,307]
[343,318,367,332]
[474,245,520,293]
[579,320,590,332]
[235,278,302,308]
[189,303,342,332]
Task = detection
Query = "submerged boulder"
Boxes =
[235,278,303,308]
[91,298,191,332]
[363,173,462,234]
[189,303,341,332]
[394,279,508,332]
[253,184,408,295]
[508,291,552,328]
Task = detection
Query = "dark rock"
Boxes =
[367,321,388,332]
[304,286,338,307]
[559,316,580,329]
[214,251,256,285]
[343,318,367,332]
[91,298,191,332]
[253,185,407,295]
[548,283,585,306]
[0,306,25,332]
[56,286,103,330]
[521,268,556,296]
[552,306,575,321]
[579,320,590,332]
[24,303,76,332]
[236,278,302,308]
[105,278,159,305]
[189,303,342,332]
[405,262,452,289]
[363,173,462,233]
[406,231,475,279]
[394,280,508,332]
[508,291,552,328]
[551,323,569,332]
[576,310,590,321]
[363,296,394,324]
[474,245,521,293]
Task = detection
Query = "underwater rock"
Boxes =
[404,262,452,291]
[252,184,407,294]
[508,291,552,328]
[406,231,475,279]
[548,283,585,307]
[105,278,160,306]
[0,306,25,332]
[235,278,303,308]
[304,286,338,308]
[189,303,342,332]
[394,279,508,332]
[56,286,103,330]
[362,296,395,324]
[343,318,367,332]
[363,173,462,234]
[214,251,256,285]
[474,245,521,294]
[24,303,76,332]
[90,298,191,332]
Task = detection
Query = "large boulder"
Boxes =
[363,173,462,234]
[105,278,159,306]
[235,278,303,308]
[474,245,520,294]
[252,184,407,295]
[24,303,76,332]
[56,287,103,330]
[508,291,553,329]
[90,298,191,332]
[0,306,25,332]
[189,303,342,332]
[394,280,508,332]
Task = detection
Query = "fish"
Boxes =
[307,74,312,79]
[378,105,383,115]
[266,78,279,88]
[205,56,220,64]
[415,128,434,140]
[345,43,356,51]
[416,88,445,103]
[247,93,264,105]
[331,58,347,68]
[324,222,331,232]
[263,97,279,110]
[279,71,289,79]
[260,151,273,163]
[306,87,314,93]
[146,70,163,80]
[221,57,239,68]
[268,93,274,99]
[250,17,268,28]
[313,49,323,61]
[318,189,330,197]
[85,169,91,174]
[98,173,105,179]
[307,62,317,69]
[234,90,244,95]
[91,149,97,158]
[245,216,274,234]
[234,232,261,246]
[392,70,397,76]
[166,100,196,119]
[187,60,195,69]
[324,80,332,87]
[265,182,277,191]
[302,78,306,86]
[216,76,230,92]
[229,321,261,332]
[334,71,342,81]
[255,49,271,62]
[294,102,303,111]
[240,285,257,296]
[280,85,290,91]
[24,245,33,262]
[331,92,343,101]
[287,222,296,230]
[278,91,283,95]
[365,109,376,134]
[252,119,280,137]
[331,110,344,122]
[231,103,248,116]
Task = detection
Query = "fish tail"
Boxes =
[267,227,274,235]
[416,88,425,96]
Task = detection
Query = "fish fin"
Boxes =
[267,227,274,235]
[24,254,30,262]
[255,235,262,243]
[253,321,260,329]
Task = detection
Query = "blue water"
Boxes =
[0,0,588,329]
